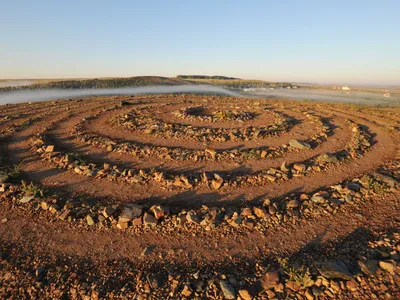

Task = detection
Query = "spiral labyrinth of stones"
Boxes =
[0,94,399,299]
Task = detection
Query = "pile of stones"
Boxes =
[173,106,255,122]
[113,108,293,142]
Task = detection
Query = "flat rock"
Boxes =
[372,172,399,188]
[317,153,339,164]
[86,215,95,226]
[219,280,236,299]
[143,212,157,227]
[319,261,353,280]
[186,211,200,224]
[253,207,266,218]
[19,195,35,203]
[261,271,280,290]
[238,289,252,300]
[45,145,55,153]
[289,139,311,150]
[212,178,224,190]
[103,207,116,218]
[358,260,377,275]
[378,260,395,275]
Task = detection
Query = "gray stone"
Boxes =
[372,172,399,188]
[219,280,236,299]
[358,260,377,275]
[289,139,311,150]
[319,261,353,280]
[317,153,339,164]
[311,195,326,204]
[143,212,157,227]
[187,211,201,224]
[19,195,35,203]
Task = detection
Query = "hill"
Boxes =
[0,76,192,93]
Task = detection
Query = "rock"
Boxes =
[347,182,361,191]
[289,139,311,150]
[119,205,142,223]
[304,289,314,300]
[40,201,49,210]
[229,216,242,227]
[242,220,254,229]
[372,172,399,188]
[280,161,289,172]
[319,261,353,280]
[212,177,224,190]
[260,150,268,159]
[346,279,358,291]
[241,207,253,217]
[378,261,395,275]
[358,260,377,275]
[143,213,157,227]
[261,271,280,290]
[311,195,326,204]
[117,222,128,229]
[59,209,71,221]
[45,145,55,153]
[286,281,301,292]
[49,204,60,214]
[181,284,192,297]
[287,199,299,209]
[186,211,200,224]
[124,203,143,217]
[19,195,35,203]
[317,153,339,164]
[86,215,95,226]
[253,207,266,218]
[147,273,164,289]
[219,280,236,299]
[266,290,276,298]
[1,218,7,223]
[103,207,116,218]
[127,215,140,226]
[173,178,192,189]
[293,163,306,172]
[119,208,134,223]
[238,289,252,300]
[150,205,169,219]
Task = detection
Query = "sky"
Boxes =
[1,0,399,85]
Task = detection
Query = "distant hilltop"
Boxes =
[0,75,292,92]
[177,75,240,80]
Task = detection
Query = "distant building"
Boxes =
[341,85,351,91]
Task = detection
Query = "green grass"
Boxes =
[20,180,45,198]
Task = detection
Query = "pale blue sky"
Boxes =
[1,0,399,84]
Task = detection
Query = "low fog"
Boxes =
[245,88,400,106]
[0,84,398,106]
[0,85,244,105]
